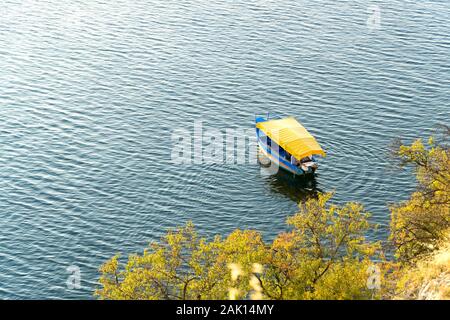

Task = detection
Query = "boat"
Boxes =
[255,115,325,175]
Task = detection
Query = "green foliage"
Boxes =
[96,193,383,300]
[390,127,450,262]
[263,193,382,299]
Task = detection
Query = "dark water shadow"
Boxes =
[265,169,323,204]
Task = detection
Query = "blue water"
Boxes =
[0,0,448,299]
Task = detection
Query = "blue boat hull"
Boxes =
[256,127,315,176]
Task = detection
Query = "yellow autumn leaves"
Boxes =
[390,129,450,262]
[96,192,383,300]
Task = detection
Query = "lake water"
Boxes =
[0,0,448,299]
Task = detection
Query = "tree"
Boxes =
[95,193,383,300]
[390,126,450,262]
[96,222,225,300]
[261,192,382,299]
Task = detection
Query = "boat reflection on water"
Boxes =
[264,169,322,204]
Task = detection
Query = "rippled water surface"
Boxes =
[0,0,449,299]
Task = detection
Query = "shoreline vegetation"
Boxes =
[96,126,449,300]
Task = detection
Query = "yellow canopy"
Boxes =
[256,117,325,159]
